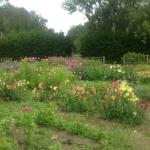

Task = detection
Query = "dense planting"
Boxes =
[0,57,149,149]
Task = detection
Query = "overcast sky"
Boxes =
[9,0,87,33]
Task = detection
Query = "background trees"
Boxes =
[0,2,72,59]
[64,0,150,61]
[0,3,47,34]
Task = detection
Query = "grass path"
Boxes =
[60,105,150,150]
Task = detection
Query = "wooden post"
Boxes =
[103,56,105,64]
[146,55,149,64]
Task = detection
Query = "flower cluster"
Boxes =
[105,80,139,102]
[6,80,29,90]
[137,71,150,80]
[72,86,97,96]
[103,80,144,124]
[46,57,85,69]
[20,57,40,62]
[109,65,125,74]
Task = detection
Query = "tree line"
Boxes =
[65,0,150,61]
[1,0,150,61]
[0,0,72,59]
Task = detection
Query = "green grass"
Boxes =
[0,100,150,150]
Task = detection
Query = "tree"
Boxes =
[67,24,86,53]
[0,4,47,33]
[63,0,148,32]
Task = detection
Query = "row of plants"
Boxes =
[0,102,107,149]
[0,59,148,126]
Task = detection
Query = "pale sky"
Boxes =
[9,0,87,33]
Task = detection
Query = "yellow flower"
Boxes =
[125,93,130,97]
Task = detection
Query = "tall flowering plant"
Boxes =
[16,105,36,146]
[103,81,144,125]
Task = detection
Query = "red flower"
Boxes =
[23,106,31,112]
[112,81,119,87]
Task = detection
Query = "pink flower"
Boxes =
[112,81,119,87]
[23,106,31,112]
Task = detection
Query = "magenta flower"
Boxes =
[112,81,119,87]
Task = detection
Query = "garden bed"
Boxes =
[0,57,150,150]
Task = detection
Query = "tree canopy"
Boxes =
[63,0,150,32]
[0,3,47,33]
[64,0,150,60]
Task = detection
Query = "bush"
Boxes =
[48,66,75,86]
[35,103,58,126]
[104,64,125,81]
[122,52,149,64]
[15,62,39,89]
[0,71,31,101]
[57,81,109,113]
[78,66,106,81]
[103,81,144,125]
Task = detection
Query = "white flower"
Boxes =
[53,86,58,90]
[118,69,122,73]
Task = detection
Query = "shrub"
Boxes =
[103,81,144,125]
[47,66,75,86]
[57,81,109,113]
[80,66,106,81]
[0,78,32,101]
[104,64,125,81]
[122,52,149,64]
[35,103,58,126]
[15,62,39,89]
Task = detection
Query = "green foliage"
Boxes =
[0,133,19,150]
[48,66,75,86]
[55,118,106,143]
[0,72,32,101]
[35,103,58,126]
[0,31,72,59]
[29,129,61,150]
[57,81,109,113]
[123,52,149,64]
[103,81,144,125]
[16,106,36,145]
[79,31,143,62]
[78,66,106,81]
[135,84,150,100]
[0,3,47,33]
[15,62,39,88]
[105,64,125,81]
[65,0,150,61]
